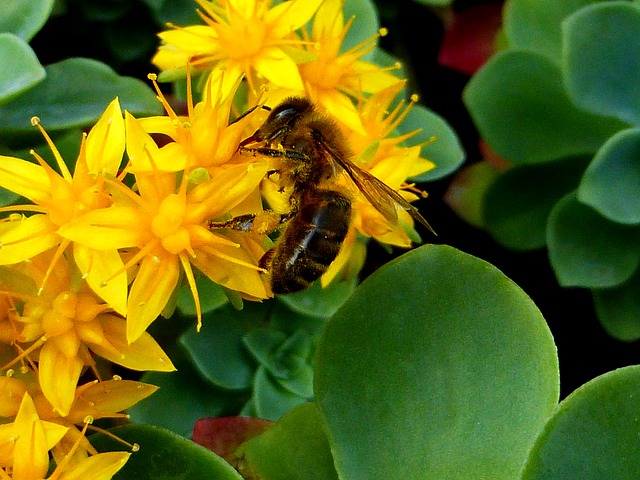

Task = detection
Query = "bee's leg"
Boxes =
[208,213,257,233]
[209,210,295,236]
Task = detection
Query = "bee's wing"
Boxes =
[321,143,434,233]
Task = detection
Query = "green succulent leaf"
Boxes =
[593,270,640,342]
[181,303,266,391]
[252,367,309,420]
[463,50,624,164]
[177,275,228,316]
[483,156,590,250]
[315,244,559,480]
[129,360,243,437]
[278,278,357,319]
[0,57,161,136]
[1,0,54,41]
[90,424,243,480]
[401,104,466,182]
[522,365,640,479]
[563,2,640,125]
[503,0,598,62]
[239,403,339,480]
[578,128,640,225]
[0,33,45,104]
[242,329,290,378]
[342,0,379,57]
[547,193,640,288]
[142,0,201,26]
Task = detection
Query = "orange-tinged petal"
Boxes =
[0,214,58,265]
[253,48,304,90]
[85,98,125,176]
[38,341,84,416]
[92,315,175,371]
[69,379,158,423]
[73,244,127,316]
[56,451,130,480]
[0,377,27,417]
[0,155,51,203]
[59,207,148,250]
[126,254,180,343]
[266,0,325,37]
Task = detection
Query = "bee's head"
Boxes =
[251,97,315,144]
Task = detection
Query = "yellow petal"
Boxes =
[0,376,27,417]
[56,451,130,480]
[0,214,58,265]
[59,207,147,250]
[266,0,325,37]
[38,341,84,416]
[93,315,175,371]
[0,155,51,203]
[126,254,180,343]
[157,25,219,52]
[253,48,304,90]
[124,112,162,171]
[85,98,125,176]
[73,244,127,316]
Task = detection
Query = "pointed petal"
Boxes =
[0,214,58,265]
[56,451,130,480]
[157,25,219,52]
[73,245,127,316]
[85,98,125,176]
[92,315,175,371]
[127,255,180,343]
[266,0,324,36]
[0,155,51,203]
[254,48,304,90]
[59,207,147,250]
[38,341,84,416]
[73,379,159,421]
[124,112,162,171]
[12,393,55,479]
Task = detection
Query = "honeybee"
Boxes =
[212,97,433,294]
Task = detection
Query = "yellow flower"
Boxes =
[1,250,174,417]
[152,0,324,96]
[59,114,270,341]
[0,99,128,316]
[296,0,403,133]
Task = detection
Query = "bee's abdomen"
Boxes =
[269,190,351,294]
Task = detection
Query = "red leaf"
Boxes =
[192,417,273,463]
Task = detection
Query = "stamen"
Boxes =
[30,117,72,182]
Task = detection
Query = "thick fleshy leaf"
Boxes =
[593,271,640,342]
[177,274,228,316]
[1,0,54,41]
[242,329,289,378]
[563,2,640,125]
[180,303,265,390]
[192,417,273,463]
[463,50,626,164]
[278,278,356,319]
[0,58,161,135]
[342,0,379,57]
[522,365,640,479]
[90,424,244,480]
[252,367,308,421]
[400,104,465,182]
[239,403,339,480]
[315,244,559,480]
[503,0,597,62]
[578,128,640,225]
[0,34,45,103]
[547,193,640,288]
[129,364,243,437]
[483,156,590,250]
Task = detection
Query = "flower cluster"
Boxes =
[0,0,436,476]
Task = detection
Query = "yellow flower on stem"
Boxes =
[0,250,174,417]
[152,0,324,96]
[59,110,270,341]
[0,99,128,316]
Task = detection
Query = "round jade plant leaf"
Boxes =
[252,366,309,421]
[90,424,243,480]
[342,0,379,58]
[239,403,339,480]
[278,278,356,319]
[563,2,640,125]
[547,193,640,288]
[503,0,598,62]
[315,244,559,480]
[578,128,640,225]
[593,270,640,342]
[464,50,624,165]
[522,365,640,479]
[484,156,590,250]
[1,0,54,41]
[0,57,161,135]
[0,34,45,104]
